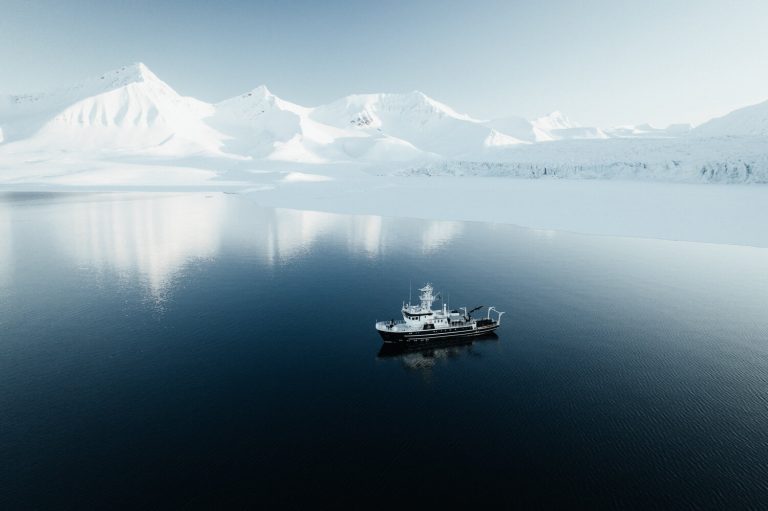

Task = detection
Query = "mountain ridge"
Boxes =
[1,62,767,183]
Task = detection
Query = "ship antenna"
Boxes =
[409,280,412,307]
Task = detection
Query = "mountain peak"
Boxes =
[216,84,310,118]
[80,62,172,93]
[394,90,476,121]
[244,84,273,99]
[131,62,156,81]
[533,110,576,130]
[4,62,175,114]
[96,62,161,86]
[543,110,567,121]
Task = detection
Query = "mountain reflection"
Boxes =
[420,220,464,254]
[0,193,465,300]
[261,207,463,262]
[55,193,226,298]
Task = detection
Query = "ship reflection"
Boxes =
[377,334,499,375]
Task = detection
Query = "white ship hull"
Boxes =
[376,319,500,343]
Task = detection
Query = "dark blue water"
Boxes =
[1,192,767,508]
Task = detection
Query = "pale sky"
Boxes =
[1,0,767,127]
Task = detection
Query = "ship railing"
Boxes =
[376,319,406,326]
[487,307,506,324]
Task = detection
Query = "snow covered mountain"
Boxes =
[486,111,607,142]
[210,85,330,163]
[310,91,521,157]
[210,87,427,163]
[606,123,692,138]
[1,62,767,183]
[692,99,768,137]
[0,67,533,162]
[0,63,228,157]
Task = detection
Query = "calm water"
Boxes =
[1,192,767,508]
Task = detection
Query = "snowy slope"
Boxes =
[310,91,525,158]
[486,111,606,142]
[0,63,229,157]
[484,115,545,142]
[693,99,768,137]
[606,123,692,138]
[210,86,426,163]
[210,85,327,162]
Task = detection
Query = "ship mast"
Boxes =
[418,283,436,311]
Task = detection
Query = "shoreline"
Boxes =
[3,175,767,248]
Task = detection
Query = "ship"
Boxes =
[375,283,504,343]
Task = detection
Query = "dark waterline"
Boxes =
[1,192,767,508]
